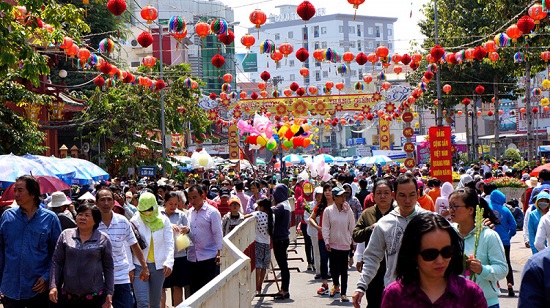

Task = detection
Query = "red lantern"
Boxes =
[98,61,113,75]
[249,9,267,29]
[400,54,412,65]
[211,54,225,68]
[296,1,316,21]
[260,90,268,98]
[506,24,522,42]
[209,92,217,100]
[544,106,550,113]
[240,92,247,99]
[335,82,345,91]
[520,107,526,114]
[517,15,535,34]
[94,76,105,87]
[137,31,153,48]
[342,51,355,64]
[290,82,299,92]
[258,82,267,90]
[533,107,539,114]
[430,45,445,61]
[381,82,391,91]
[411,53,423,63]
[363,75,373,84]
[528,3,547,24]
[410,61,419,71]
[475,85,485,95]
[299,67,309,77]
[348,0,366,10]
[313,49,324,62]
[355,52,368,65]
[107,0,127,16]
[65,44,79,58]
[223,73,233,83]
[279,42,293,57]
[296,87,306,96]
[464,48,475,61]
[393,65,403,74]
[142,56,156,68]
[78,48,91,62]
[217,29,235,45]
[260,71,271,82]
[462,98,471,105]
[366,113,374,121]
[296,48,309,62]
[250,92,259,100]
[140,5,158,24]
[391,53,402,64]
[423,71,434,81]
[487,110,494,116]
[60,37,73,50]
[367,53,379,64]
[473,46,487,61]
[240,33,255,50]
[476,111,482,117]
[457,110,463,116]
[499,110,504,115]
[155,79,166,90]
[195,22,210,40]
[541,51,550,62]
[442,84,452,94]
[325,81,334,90]
[284,89,292,97]
[308,85,318,95]
[376,46,389,58]
[270,50,283,64]
[488,52,500,62]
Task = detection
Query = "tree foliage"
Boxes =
[503,147,521,162]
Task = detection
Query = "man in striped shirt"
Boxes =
[96,188,149,307]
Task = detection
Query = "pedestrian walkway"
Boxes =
[252,230,530,307]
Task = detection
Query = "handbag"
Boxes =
[130,221,147,249]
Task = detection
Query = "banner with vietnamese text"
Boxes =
[429,126,453,183]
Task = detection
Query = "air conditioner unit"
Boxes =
[131,39,141,49]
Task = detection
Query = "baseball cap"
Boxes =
[219,187,231,198]
[332,186,346,196]
[229,197,241,207]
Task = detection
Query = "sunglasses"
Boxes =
[419,245,454,261]
[139,206,154,214]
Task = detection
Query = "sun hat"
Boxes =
[50,191,72,208]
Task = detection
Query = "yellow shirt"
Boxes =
[147,235,155,263]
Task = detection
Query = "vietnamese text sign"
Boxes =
[429,126,453,183]
[379,117,391,150]
[228,124,240,160]
[139,166,157,177]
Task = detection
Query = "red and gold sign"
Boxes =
[403,142,415,153]
[402,111,414,123]
[402,127,414,138]
[49,101,65,121]
[429,126,453,183]
[404,158,416,169]
[379,117,391,150]
[24,103,41,122]
[228,123,239,160]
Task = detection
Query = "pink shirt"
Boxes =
[321,204,355,250]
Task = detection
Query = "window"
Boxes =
[349,26,355,34]
[351,131,363,139]
[368,27,373,35]
[357,41,362,51]
[276,62,281,69]
[388,42,393,49]
[388,29,393,36]
[289,60,295,67]
[351,70,357,77]
[376,41,380,47]
[321,27,327,34]
[275,33,280,40]
[288,31,293,39]
[375,26,380,37]
[339,40,346,48]
[350,41,356,48]
[321,41,328,49]
[314,26,319,38]
[322,71,329,78]
[316,71,321,81]
[314,41,320,49]
[289,74,295,81]
[131,61,140,67]
[315,62,321,67]
[357,25,362,36]
[339,25,344,33]
[358,69,363,78]
[367,41,373,48]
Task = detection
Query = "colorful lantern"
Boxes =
[514,52,525,63]
[194,22,210,40]
[137,31,153,48]
[240,33,255,50]
[336,64,348,75]
[169,16,186,33]
[106,0,127,16]
[494,33,510,47]
[260,39,276,54]
[140,5,158,24]
[355,81,364,91]
[221,83,231,92]
[296,1,316,21]
[210,18,228,35]
[99,38,115,55]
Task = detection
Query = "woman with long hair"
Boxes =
[380,212,487,307]
[448,188,508,308]
[352,179,395,308]
[245,198,274,294]
[308,183,334,295]
[245,181,265,214]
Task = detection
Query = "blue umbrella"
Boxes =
[23,154,76,182]
[60,157,109,184]
[282,154,305,164]
[315,154,335,164]
[0,154,58,189]
[363,155,393,166]
[45,156,94,185]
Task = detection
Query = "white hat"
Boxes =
[50,191,72,208]
[527,177,539,188]
[78,191,96,202]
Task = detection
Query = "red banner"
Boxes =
[428,126,453,183]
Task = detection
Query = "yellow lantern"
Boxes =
[541,97,550,106]
[303,182,314,195]
[414,122,420,129]
[413,112,419,118]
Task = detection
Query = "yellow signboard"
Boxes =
[229,92,383,116]
[228,124,239,160]
[379,117,391,150]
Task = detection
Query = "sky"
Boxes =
[219,0,430,54]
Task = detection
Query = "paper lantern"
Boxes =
[279,42,293,57]
[142,56,156,68]
[355,52,368,65]
[473,46,487,60]
[250,92,258,100]
[296,48,309,62]
[462,98,471,105]
[393,65,403,74]
[487,110,494,116]
[211,54,225,68]
[284,89,292,97]
[65,44,79,58]
[155,79,166,90]
[217,29,235,45]
[520,107,526,114]
[381,82,391,91]
[494,33,509,47]
[506,24,522,43]
[299,67,309,77]
[240,33,255,50]
[488,52,500,62]
[544,106,550,113]
[528,3,547,24]
[499,110,504,115]
[297,1,316,21]
[210,18,228,35]
[423,71,434,81]
[140,5,158,24]
[430,45,445,61]
[442,84,452,94]
[376,46,389,58]
[355,82,364,91]
[260,90,268,98]
[363,75,373,84]
[342,51,355,64]
[541,51,550,62]
[476,111,482,117]
[391,53,402,64]
[223,73,233,83]
[270,50,283,64]
[400,54,412,65]
[195,22,210,40]
[258,82,267,91]
[60,37,73,50]
[94,76,105,87]
[517,15,535,34]
[260,39,276,54]
[457,110,463,116]
[250,9,267,29]
[290,82,299,92]
[260,71,271,82]
[475,85,485,95]
[106,0,127,16]
[99,38,115,55]
[308,85,318,95]
[410,61,419,71]
[168,16,186,33]
[78,48,91,62]
[335,82,345,91]
[137,31,153,48]
[533,107,539,114]
[325,81,334,90]
[484,40,497,53]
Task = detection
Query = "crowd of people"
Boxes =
[0,157,549,307]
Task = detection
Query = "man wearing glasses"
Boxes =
[352,173,427,307]
[96,188,150,307]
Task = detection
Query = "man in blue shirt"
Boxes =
[519,247,550,307]
[0,175,62,307]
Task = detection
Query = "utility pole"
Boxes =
[157,19,167,177]
[465,103,470,161]
[525,62,534,160]
[434,0,443,126]
[493,77,501,159]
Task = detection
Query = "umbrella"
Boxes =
[274,161,293,169]
[344,156,358,163]
[283,154,305,164]
[171,155,192,166]
[0,154,58,189]
[44,156,94,185]
[255,158,266,166]
[359,155,393,166]
[314,154,335,164]
[227,159,253,170]
[530,163,550,177]
[23,154,76,181]
[60,157,109,184]
[0,175,71,202]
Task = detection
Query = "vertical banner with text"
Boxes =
[429,126,453,183]
[379,117,391,150]
[228,124,240,161]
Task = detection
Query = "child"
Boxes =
[221,198,245,236]
[245,198,273,294]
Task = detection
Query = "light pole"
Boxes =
[434,0,443,126]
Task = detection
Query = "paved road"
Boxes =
[252,230,530,307]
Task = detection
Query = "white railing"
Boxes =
[178,217,256,308]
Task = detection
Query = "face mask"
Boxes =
[126,198,132,204]
[539,201,550,209]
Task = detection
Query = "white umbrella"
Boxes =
[359,155,393,166]
[282,154,305,164]
[314,154,335,163]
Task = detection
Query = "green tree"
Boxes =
[76,63,211,174]
[503,147,521,162]
[0,0,90,154]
